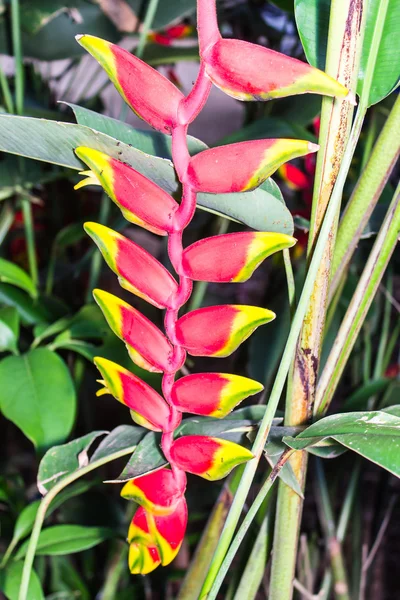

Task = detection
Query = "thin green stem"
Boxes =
[283,248,296,314]
[200,100,366,600]
[101,542,129,600]
[21,195,38,289]
[10,0,24,116]
[0,201,15,246]
[373,272,392,379]
[207,451,294,599]
[315,181,400,414]
[18,444,138,600]
[136,0,160,59]
[0,63,15,114]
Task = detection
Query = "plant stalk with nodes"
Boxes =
[73,0,351,576]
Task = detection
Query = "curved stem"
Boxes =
[18,444,139,600]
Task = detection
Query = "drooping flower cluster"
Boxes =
[74,0,350,575]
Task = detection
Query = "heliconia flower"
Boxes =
[75,147,179,236]
[128,498,188,566]
[93,289,178,373]
[175,304,275,357]
[202,39,353,103]
[186,139,319,193]
[76,35,184,133]
[181,231,296,282]
[171,372,263,418]
[93,357,175,431]
[121,467,186,516]
[170,435,254,480]
[84,223,178,309]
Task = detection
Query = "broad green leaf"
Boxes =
[283,410,400,449]
[295,0,400,105]
[37,431,107,494]
[358,0,400,105]
[19,0,87,35]
[0,258,36,298]
[0,306,19,354]
[0,562,44,600]
[0,115,294,233]
[127,0,196,30]
[90,425,145,463]
[64,102,207,159]
[14,525,115,559]
[0,348,77,451]
[283,410,400,477]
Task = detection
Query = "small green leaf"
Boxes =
[0,306,19,354]
[14,525,115,559]
[0,348,77,451]
[0,562,44,600]
[90,425,145,463]
[37,431,107,494]
[113,431,165,482]
[0,258,36,298]
[12,500,41,544]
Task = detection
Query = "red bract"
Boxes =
[76,36,184,133]
[75,148,178,236]
[76,0,350,574]
[171,372,263,417]
[175,305,275,357]
[186,139,318,193]
[85,223,178,309]
[181,231,296,282]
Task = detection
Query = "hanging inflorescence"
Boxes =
[74,0,351,575]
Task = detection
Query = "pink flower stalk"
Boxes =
[75,0,351,573]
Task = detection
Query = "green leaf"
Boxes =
[64,102,207,159]
[14,525,115,559]
[264,438,304,497]
[283,410,400,477]
[0,258,36,298]
[113,431,165,482]
[0,284,51,326]
[358,0,400,105]
[295,0,400,105]
[37,431,107,494]
[11,481,95,547]
[0,562,44,600]
[294,0,330,70]
[90,424,146,463]
[0,306,19,354]
[0,115,294,233]
[0,348,76,451]
[12,500,41,545]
